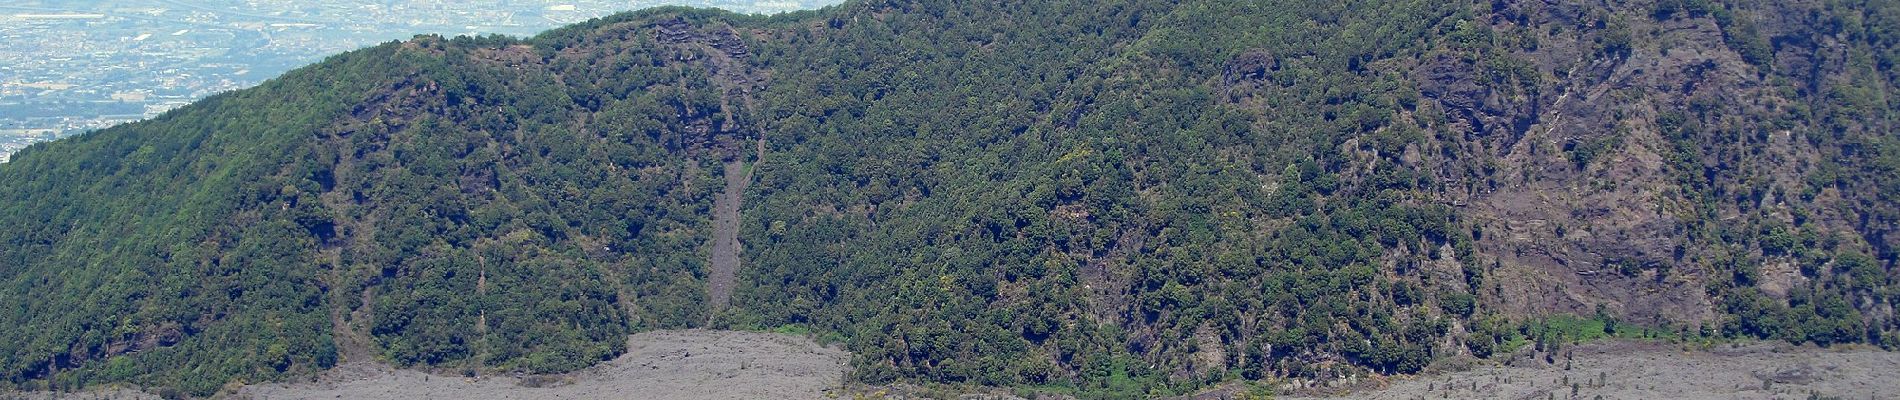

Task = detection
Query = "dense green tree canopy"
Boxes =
[2,0,1897,397]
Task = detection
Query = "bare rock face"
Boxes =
[1394,0,1869,326]
[654,18,699,44]
[1222,49,1279,87]
[1417,52,1527,145]
[643,17,766,159]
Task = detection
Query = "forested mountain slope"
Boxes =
[2,0,1897,397]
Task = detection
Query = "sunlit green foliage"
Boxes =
[1,0,1897,398]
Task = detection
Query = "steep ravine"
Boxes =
[707,160,748,313]
[707,139,763,314]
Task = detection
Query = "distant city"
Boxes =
[0,0,839,162]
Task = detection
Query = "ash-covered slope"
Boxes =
[1,0,1896,397]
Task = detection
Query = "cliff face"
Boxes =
[0,0,1896,396]
[1413,0,1899,328]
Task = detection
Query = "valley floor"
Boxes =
[14,336,1899,399]
[1277,341,1900,400]
[231,330,848,400]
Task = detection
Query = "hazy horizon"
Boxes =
[0,0,842,162]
